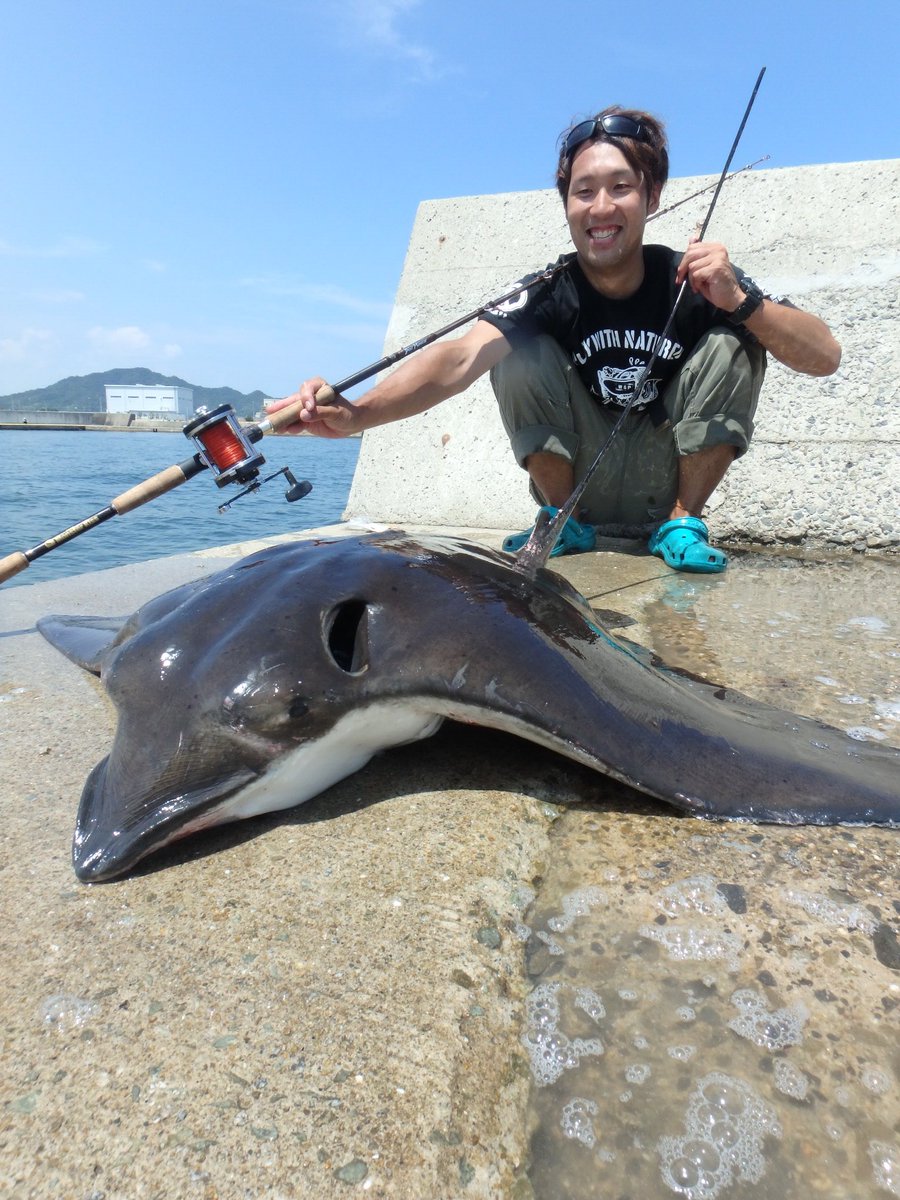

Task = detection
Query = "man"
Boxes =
[270,107,841,572]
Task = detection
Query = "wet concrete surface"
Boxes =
[520,811,899,1199]
[0,526,897,1198]
[519,540,900,1200]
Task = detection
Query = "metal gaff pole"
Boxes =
[514,67,767,575]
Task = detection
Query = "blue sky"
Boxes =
[1,0,897,398]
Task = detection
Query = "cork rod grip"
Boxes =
[112,464,191,514]
[264,385,337,434]
[0,551,29,583]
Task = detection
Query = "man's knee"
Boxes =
[490,343,529,395]
[490,334,570,399]
[491,335,582,454]
[684,326,766,392]
[667,326,764,455]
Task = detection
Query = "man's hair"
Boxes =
[555,105,669,203]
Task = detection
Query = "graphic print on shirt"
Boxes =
[479,248,776,413]
[488,282,530,316]
[574,327,684,410]
[597,358,659,407]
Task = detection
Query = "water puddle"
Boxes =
[628,553,899,741]
[520,552,900,1198]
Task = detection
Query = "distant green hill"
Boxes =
[0,368,270,419]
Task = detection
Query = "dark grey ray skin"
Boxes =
[38,533,900,882]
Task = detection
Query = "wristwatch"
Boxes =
[727,276,765,325]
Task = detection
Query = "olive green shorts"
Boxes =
[490,327,765,530]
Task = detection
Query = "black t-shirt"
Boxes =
[480,245,770,412]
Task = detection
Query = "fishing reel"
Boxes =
[183,403,312,511]
[183,404,266,487]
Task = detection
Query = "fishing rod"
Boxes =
[303,156,768,410]
[0,271,570,585]
[515,67,768,575]
[0,142,767,585]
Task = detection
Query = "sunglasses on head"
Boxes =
[562,114,650,158]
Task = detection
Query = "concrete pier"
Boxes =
[1,526,897,1198]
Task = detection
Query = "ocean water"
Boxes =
[1,428,360,588]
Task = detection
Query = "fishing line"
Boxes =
[515,67,768,575]
[183,405,265,484]
[302,156,767,410]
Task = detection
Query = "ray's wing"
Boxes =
[36,572,218,676]
[37,615,130,675]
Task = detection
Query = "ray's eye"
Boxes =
[288,697,309,719]
[325,600,370,674]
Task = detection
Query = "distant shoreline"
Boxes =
[0,420,187,433]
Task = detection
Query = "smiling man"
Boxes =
[273,106,841,572]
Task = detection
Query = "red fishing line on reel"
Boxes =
[183,404,266,488]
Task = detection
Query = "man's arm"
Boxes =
[267,320,513,437]
[676,240,842,377]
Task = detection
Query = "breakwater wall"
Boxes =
[0,411,126,427]
[0,412,185,431]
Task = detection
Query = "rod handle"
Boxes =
[0,551,29,583]
[112,463,192,514]
[262,385,338,434]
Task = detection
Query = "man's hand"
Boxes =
[675,238,745,312]
[265,322,512,438]
[676,237,841,376]
[264,378,359,439]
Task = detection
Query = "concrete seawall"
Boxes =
[347,159,899,551]
[0,413,191,432]
[0,411,128,427]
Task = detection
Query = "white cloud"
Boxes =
[302,319,394,347]
[0,327,53,362]
[88,325,152,351]
[330,0,443,81]
[142,259,167,274]
[161,343,183,359]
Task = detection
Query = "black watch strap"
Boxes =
[727,277,765,325]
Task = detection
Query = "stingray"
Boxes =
[38,531,900,882]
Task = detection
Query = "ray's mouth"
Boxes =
[72,757,258,882]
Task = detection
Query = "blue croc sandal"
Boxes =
[503,506,596,558]
[648,517,727,574]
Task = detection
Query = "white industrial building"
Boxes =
[104,384,194,420]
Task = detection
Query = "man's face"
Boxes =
[565,141,660,287]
